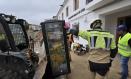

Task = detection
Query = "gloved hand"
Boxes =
[109,59,113,67]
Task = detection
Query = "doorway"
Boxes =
[118,16,131,32]
[115,16,131,44]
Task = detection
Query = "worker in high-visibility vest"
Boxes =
[117,25,131,79]
[79,19,117,79]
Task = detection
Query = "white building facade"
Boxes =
[56,0,131,34]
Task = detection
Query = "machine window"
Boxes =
[8,24,26,46]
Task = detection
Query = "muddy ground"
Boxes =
[67,52,131,79]
[34,51,131,79]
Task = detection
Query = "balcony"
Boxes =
[86,0,114,11]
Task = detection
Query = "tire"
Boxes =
[0,67,24,79]
[0,55,35,79]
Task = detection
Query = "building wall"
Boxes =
[57,0,89,30]
[58,0,87,20]
[104,9,131,34]
[57,0,112,30]
[57,0,131,32]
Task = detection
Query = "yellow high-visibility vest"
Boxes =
[118,33,131,57]
[79,30,116,50]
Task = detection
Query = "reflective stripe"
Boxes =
[107,38,112,49]
[90,31,99,36]
[89,31,112,50]
[84,30,115,51]
[118,48,131,53]
[90,36,95,48]
[118,43,131,52]
[90,36,98,48]
[90,33,98,36]
[118,43,128,47]
[90,36,112,50]
[90,47,110,51]
[118,46,131,57]
[90,32,99,48]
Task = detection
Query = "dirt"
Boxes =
[67,52,131,79]
[33,50,131,79]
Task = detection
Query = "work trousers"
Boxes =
[120,55,130,79]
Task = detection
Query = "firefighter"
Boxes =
[79,19,117,79]
[117,25,131,79]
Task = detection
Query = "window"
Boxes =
[66,7,69,17]
[74,0,79,10]
[8,24,26,46]
[62,13,64,20]
[86,0,93,4]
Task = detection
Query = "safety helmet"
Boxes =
[90,19,102,29]
[117,25,127,31]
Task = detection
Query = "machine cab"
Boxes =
[0,14,29,52]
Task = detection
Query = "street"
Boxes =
[34,50,131,79]
[68,52,131,79]
[0,0,131,79]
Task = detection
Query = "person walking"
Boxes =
[117,25,131,79]
[79,19,117,79]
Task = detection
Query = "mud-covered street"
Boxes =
[34,51,131,79]
[69,52,131,79]
[1,0,131,79]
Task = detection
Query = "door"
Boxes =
[118,15,131,32]
[41,20,71,77]
[117,16,131,44]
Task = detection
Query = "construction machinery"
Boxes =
[0,13,39,79]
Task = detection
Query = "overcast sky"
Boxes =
[0,0,64,24]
